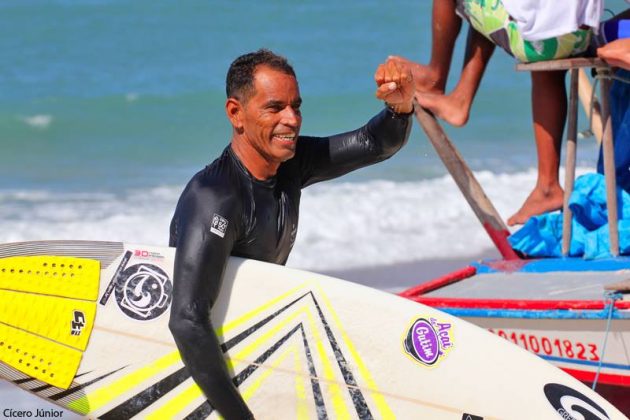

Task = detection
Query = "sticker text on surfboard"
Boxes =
[403,317,454,367]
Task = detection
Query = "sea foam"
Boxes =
[0,167,591,271]
[22,114,53,129]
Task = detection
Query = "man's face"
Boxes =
[239,65,302,165]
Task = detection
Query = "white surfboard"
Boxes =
[0,240,625,419]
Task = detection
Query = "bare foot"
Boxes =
[388,55,444,94]
[415,92,470,127]
[507,184,564,226]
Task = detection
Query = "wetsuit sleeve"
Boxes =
[298,107,412,187]
[168,184,254,420]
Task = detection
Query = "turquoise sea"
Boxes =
[3,0,628,270]
[2,0,531,191]
[2,0,630,415]
[2,0,629,263]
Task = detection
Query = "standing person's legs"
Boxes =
[416,28,495,126]
[422,0,463,92]
[508,70,567,226]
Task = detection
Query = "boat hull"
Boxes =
[400,257,630,416]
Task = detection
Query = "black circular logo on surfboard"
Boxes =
[114,263,172,321]
[544,383,610,420]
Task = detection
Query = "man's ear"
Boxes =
[226,98,244,132]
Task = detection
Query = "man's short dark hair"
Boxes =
[226,49,296,102]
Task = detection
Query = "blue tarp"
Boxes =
[509,173,630,258]
[510,71,630,259]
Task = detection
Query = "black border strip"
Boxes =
[100,292,312,417]
[184,323,325,420]
[99,250,132,305]
[49,366,126,401]
[98,367,190,419]
[28,371,93,393]
[300,324,328,420]
[309,293,373,419]
[100,289,371,419]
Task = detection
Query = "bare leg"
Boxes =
[417,28,495,126]
[424,0,462,92]
[508,70,567,226]
[392,0,462,94]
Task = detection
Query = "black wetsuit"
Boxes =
[168,107,411,419]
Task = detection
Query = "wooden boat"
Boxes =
[399,258,630,415]
[407,62,630,415]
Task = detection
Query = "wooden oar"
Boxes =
[562,69,580,255]
[412,100,520,260]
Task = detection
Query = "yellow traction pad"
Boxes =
[0,322,82,389]
[0,256,100,300]
[0,289,96,351]
[0,255,101,389]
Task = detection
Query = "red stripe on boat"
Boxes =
[561,367,630,387]
[409,296,630,310]
[398,266,476,298]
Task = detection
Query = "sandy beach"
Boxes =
[323,249,500,293]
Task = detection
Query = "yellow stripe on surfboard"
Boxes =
[293,344,310,420]
[0,256,100,300]
[70,286,308,415]
[240,344,298,405]
[227,304,351,419]
[142,379,204,420]
[67,351,182,415]
[147,302,353,419]
[316,285,395,419]
[143,306,306,419]
[72,282,381,418]
[145,345,309,420]
[303,305,352,420]
[144,308,313,419]
[216,282,309,336]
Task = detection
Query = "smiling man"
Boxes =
[168,49,413,419]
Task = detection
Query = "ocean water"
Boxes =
[3,0,630,416]
[4,0,624,272]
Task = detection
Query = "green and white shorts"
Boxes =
[456,0,592,63]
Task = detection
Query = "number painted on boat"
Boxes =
[488,329,599,361]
